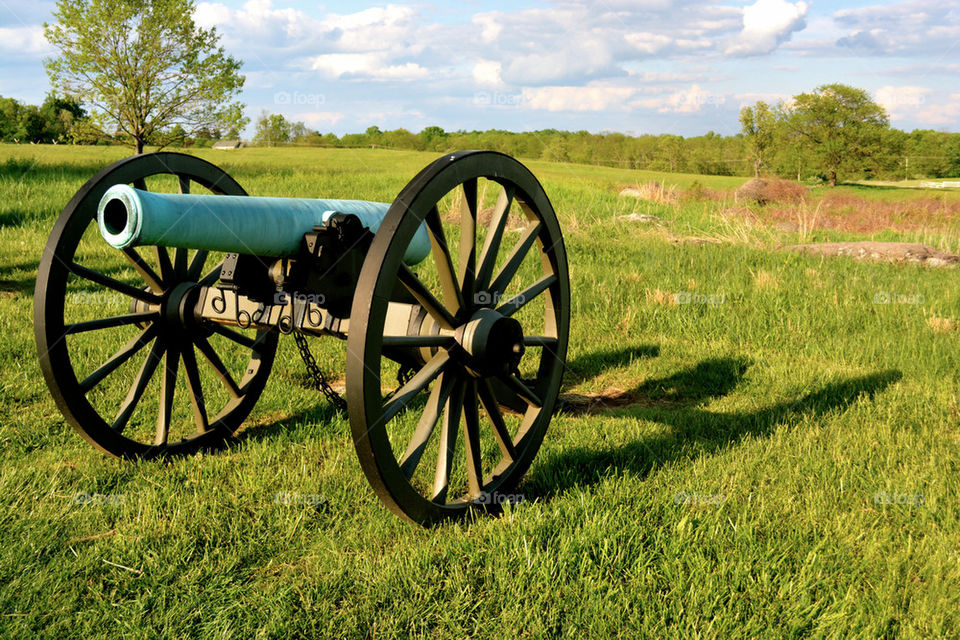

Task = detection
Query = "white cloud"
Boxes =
[833,0,960,56]
[633,85,727,113]
[874,86,960,126]
[0,26,52,55]
[473,61,504,87]
[521,85,636,112]
[472,13,503,43]
[624,32,673,55]
[297,112,346,128]
[310,53,429,81]
[726,0,809,56]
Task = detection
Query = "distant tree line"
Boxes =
[0,94,90,144]
[254,89,960,184]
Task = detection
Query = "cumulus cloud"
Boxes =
[834,0,960,55]
[725,0,808,55]
[311,53,429,81]
[874,86,960,126]
[521,85,637,112]
[472,61,504,88]
[633,85,727,113]
[0,26,52,55]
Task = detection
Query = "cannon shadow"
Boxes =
[525,361,902,500]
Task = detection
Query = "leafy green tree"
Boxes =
[44,0,247,154]
[787,84,889,186]
[39,94,86,142]
[253,112,291,146]
[739,101,779,177]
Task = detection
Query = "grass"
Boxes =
[1,144,959,638]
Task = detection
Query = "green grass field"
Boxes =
[1,144,959,638]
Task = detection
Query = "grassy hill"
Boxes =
[1,145,958,637]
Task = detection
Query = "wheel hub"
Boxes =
[162,281,200,328]
[454,308,525,377]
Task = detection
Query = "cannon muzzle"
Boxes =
[97,185,430,264]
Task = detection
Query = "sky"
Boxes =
[0,0,958,137]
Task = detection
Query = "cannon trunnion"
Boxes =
[34,151,570,525]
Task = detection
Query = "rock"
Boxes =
[619,188,644,198]
[618,213,664,224]
[774,221,801,233]
[786,241,960,267]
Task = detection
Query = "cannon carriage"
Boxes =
[34,150,569,525]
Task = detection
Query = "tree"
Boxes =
[44,0,247,154]
[253,111,290,146]
[739,100,778,177]
[787,84,889,186]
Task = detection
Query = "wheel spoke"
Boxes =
[459,178,477,301]
[478,378,517,462]
[498,373,542,408]
[174,248,188,278]
[79,325,157,393]
[64,311,157,335]
[432,377,465,503]
[462,379,484,497]
[210,324,258,350]
[122,248,164,292]
[180,344,209,433]
[113,338,164,433]
[193,334,241,398]
[523,336,559,347]
[424,206,465,314]
[497,273,557,317]
[154,246,174,282]
[399,371,455,479]
[398,264,457,331]
[380,351,449,425]
[198,259,224,287]
[68,262,162,304]
[155,344,179,446]
[382,335,455,349]
[489,222,542,300]
[177,175,190,194]
[133,178,148,191]
[187,250,209,281]
[476,184,514,291]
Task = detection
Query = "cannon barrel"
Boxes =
[96,185,431,265]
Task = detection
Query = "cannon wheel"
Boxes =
[34,152,277,458]
[347,151,570,525]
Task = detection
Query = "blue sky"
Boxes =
[1,0,958,137]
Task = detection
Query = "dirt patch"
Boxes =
[558,388,649,415]
[786,241,960,267]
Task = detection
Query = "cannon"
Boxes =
[33,151,570,525]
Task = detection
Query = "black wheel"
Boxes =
[34,152,277,458]
[347,151,570,525]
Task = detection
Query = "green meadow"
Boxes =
[1,144,958,638]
